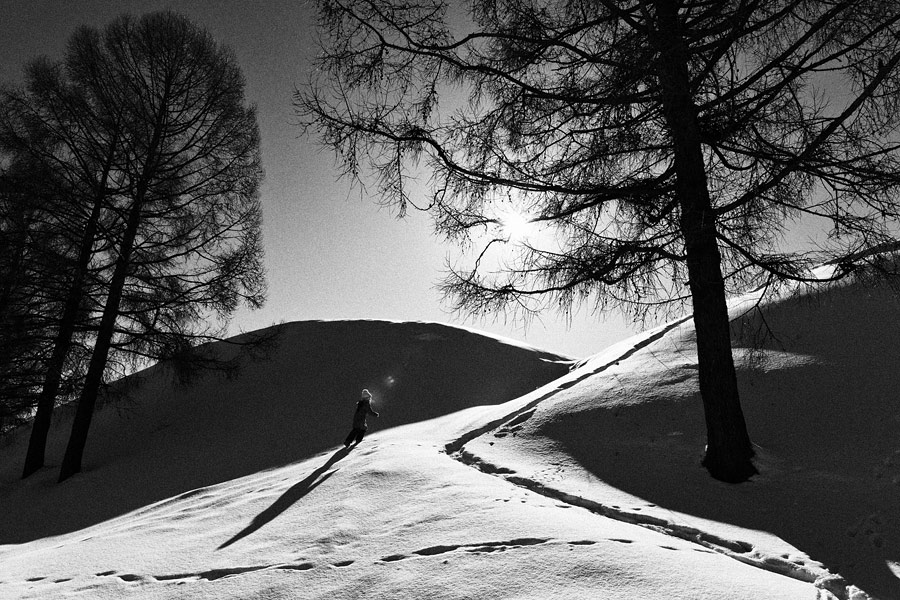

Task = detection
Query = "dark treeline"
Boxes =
[0,11,266,482]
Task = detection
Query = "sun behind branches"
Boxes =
[499,209,538,244]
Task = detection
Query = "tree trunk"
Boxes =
[21,196,104,478]
[57,194,142,483]
[23,134,119,479]
[57,75,170,482]
[653,1,756,482]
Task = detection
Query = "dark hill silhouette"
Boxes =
[0,320,570,543]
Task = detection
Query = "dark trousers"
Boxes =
[344,427,366,447]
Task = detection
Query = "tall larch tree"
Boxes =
[299,0,900,482]
[1,54,129,477]
[1,10,265,482]
[55,11,265,482]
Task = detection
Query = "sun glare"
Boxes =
[500,210,536,243]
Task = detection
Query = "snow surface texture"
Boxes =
[1,280,898,599]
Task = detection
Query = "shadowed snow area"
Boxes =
[2,279,899,599]
[0,320,570,543]
[462,274,900,599]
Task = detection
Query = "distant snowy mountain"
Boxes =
[2,277,899,599]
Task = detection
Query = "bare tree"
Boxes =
[0,157,79,436]
[55,12,265,482]
[1,55,128,476]
[1,11,265,482]
[299,0,900,482]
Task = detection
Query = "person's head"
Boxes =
[361,389,372,401]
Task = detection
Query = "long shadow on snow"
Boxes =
[0,321,570,544]
[219,446,351,550]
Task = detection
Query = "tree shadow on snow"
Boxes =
[218,446,350,550]
[537,282,900,598]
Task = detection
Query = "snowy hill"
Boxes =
[461,276,900,599]
[0,320,570,543]
[1,280,899,599]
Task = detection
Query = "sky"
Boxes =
[0,0,639,358]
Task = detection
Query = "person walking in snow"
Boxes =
[344,389,379,448]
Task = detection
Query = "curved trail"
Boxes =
[442,316,857,600]
[444,315,693,455]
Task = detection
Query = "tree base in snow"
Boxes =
[702,451,758,484]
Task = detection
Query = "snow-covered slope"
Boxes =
[0,320,570,544]
[1,277,899,599]
[461,275,900,599]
